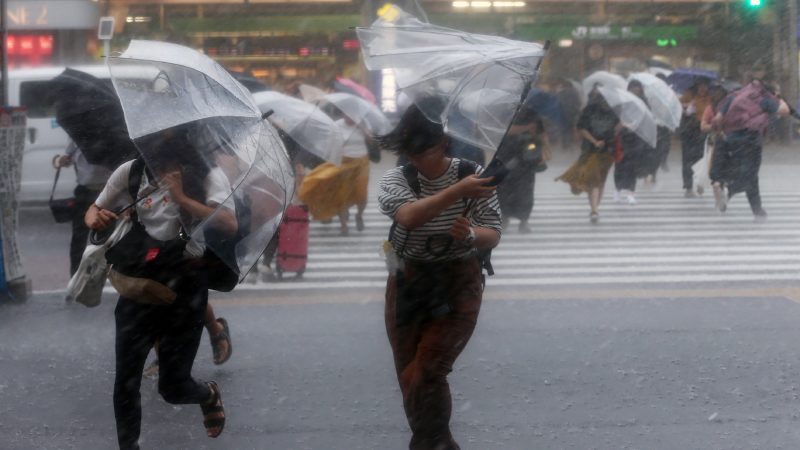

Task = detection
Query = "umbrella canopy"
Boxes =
[51,68,138,169]
[582,71,627,97]
[108,40,295,281]
[319,92,392,136]
[333,76,377,104]
[356,5,546,152]
[597,86,657,148]
[628,72,682,131]
[299,84,327,102]
[252,91,344,165]
[666,68,718,95]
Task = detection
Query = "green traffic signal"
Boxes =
[747,0,762,8]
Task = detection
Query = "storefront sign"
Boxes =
[7,1,98,30]
[516,24,697,42]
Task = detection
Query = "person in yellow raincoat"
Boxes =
[299,116,370,235]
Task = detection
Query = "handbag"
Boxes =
[49,166,77,223]
[67,216,132,307]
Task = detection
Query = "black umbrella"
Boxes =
[52,68,138,169]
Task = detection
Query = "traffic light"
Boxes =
[745,0,763,9]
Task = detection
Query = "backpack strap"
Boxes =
[126,158,146,220]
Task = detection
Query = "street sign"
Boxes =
[97,16,114,40]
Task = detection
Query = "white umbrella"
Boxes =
[252,91,345,165]
[319,92,392,136]
[356,5,546,152]
[299,84,327,103]
[628,72,682,131]
[109,40,295,282]
[597,86,657,148]
[582,71,627,104]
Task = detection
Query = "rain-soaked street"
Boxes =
[6,148,800,449]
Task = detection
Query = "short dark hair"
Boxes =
[376,97,446,156]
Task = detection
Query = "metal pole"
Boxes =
[0,0,7,106]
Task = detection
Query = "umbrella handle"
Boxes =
[262,110,274,120]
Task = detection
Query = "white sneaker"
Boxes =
[626,195,637,205]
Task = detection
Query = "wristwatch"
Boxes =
[464,227,476,246]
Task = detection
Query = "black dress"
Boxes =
[496,131,541,221]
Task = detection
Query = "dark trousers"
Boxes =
[723,136,764,214]
[681,133,705,190]
[385,258,483,450]
[113,281,210,450]
[70,185,102,276]
[614,154,639,192]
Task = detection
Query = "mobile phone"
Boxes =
[478,158,508,186]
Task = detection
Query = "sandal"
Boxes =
[201,381,225,438]
[210,318,232,365]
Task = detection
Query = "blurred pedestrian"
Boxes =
[299,117,370,235]
[712,63,790,219]
[54,140,112,276]
[613,80,651,205]
[377,99,501,450]
[555,78,582,150]
[86,133,231,449]
[557,87,619,224]
[701,84,731,211]
[679,78,711,197]
[496,107,549,233]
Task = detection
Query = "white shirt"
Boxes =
[65,141,112,188]
[96,160,232,255]
[337,119,368,159]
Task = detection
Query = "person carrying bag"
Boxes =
[377,99,502,450]
[85,134,235,449]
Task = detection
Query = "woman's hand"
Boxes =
[85,204,118,230]
[453,175,497,199]
[161,170,186,204]
[448,217,472,242]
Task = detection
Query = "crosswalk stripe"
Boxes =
[244,191,800,293]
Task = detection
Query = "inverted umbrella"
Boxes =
[356,5,546,152]
[597,86,657,148]
[333,76,377,104]
[319,92,392,136]
[109,40,295,281]
[52,68,138,169]
[252,91,345,165]
[628,72,682,131]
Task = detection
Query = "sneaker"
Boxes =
[626,195,637,205]
[590,211,599,224]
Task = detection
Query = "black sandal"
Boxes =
[210,318,232,365]
[201,381,225,438]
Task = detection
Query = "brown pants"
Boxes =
[385,258,483,450]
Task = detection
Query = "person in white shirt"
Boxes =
[85,133,234,449]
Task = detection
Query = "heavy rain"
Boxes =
[1,0,799,449]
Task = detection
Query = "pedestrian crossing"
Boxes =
[234,190,800,293]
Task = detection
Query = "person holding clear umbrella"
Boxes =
[378,99,501,450]
[86,131,230,448]
[557,86,619,223]
[613,79,651,205]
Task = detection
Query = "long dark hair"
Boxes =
[376,97,446,156]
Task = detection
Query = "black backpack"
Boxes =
[389,159,495,276]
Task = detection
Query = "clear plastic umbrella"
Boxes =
[582,71,627,104]
[356,5,546,152]
[108,40,295,281]
[597,86,657,148]
[628,72,682,131]
[299,84,327,102]
[319,92,392,136]
[252,91,345,165]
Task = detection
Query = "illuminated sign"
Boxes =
[7,1,98,30]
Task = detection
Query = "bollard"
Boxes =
[0,107,30,302]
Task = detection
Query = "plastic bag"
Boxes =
[692,136,714,193]
[66,217,132,307]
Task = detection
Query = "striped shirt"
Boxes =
[378,158,502,262]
